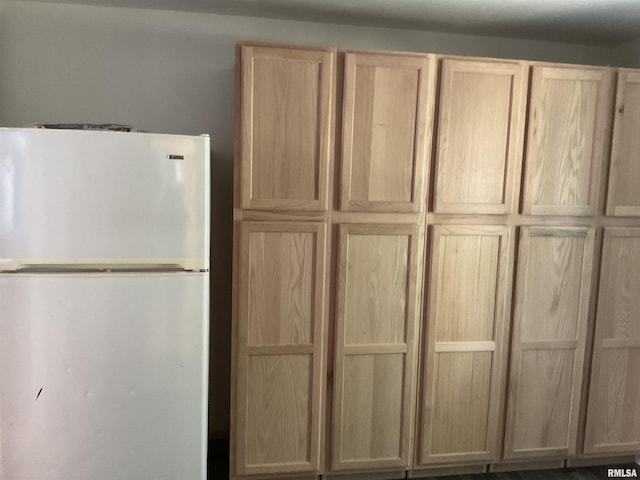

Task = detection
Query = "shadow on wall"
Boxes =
[209,151,234,439]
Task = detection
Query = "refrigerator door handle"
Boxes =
[5,263,188,273]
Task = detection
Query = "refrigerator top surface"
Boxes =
[0,126,210,140]
[0,128,211,271]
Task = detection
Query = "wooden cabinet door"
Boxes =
[234,222,327,475]
[239,45,335,211]
[504,227,595,460]
[433,58,527,214]
[522,65,613,216]
[331,224,423,470]
[607,70,640,216]
[418,225,512,465]
[340,52,435,213]
[584,228,640,455]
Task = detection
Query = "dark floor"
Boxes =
[207,440,637,480]
[431,464,638,480]
[208,438,230,479]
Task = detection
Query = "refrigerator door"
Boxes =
[0,128,210,271]
[0,273,209,480]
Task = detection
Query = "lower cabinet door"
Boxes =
[417,225,512,466]
[331,224,423,470]
[233,222,328,476]
[503,227,595,460]
[584,227,640,455]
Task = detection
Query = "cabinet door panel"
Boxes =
[504,227,594,459]
[434,59,527,214]
[332,224,423,470]
[418,225,512,465]
[607,70,640,216]
[523,66,613,216]
[585,228,640,455]
[340,53,435,212]
[240,45,334,210]
[430,351,493,455]
[235,222,327,475]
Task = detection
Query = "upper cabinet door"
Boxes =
[340,52,435,213]
[522,65,614,216]
[607,70,640,217]
[239,45,335,211]
[433,58,527,214]
[584,228,640,456]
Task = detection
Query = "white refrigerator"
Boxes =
[0,128,210,480]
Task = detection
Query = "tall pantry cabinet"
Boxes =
[330,51,435,473]
[232,44,335,477]
[417,57,526,469]
[232,41,640,480]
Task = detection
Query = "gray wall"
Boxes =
[0,0,632,438]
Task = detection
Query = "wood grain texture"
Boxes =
[247,230,314,346]
[332,224,423,470]
[433,58,527,214]
[340,52,435,212]
[584,228,640,455]
[522,65,613,216]
[235,222,327,475]
[431,351,493,455]
[607,70,640,216]
[240,45,335,210]
[418,225,512,465]
[246,354,312,466]
[504,227,594,460]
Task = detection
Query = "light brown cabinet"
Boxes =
[232,42,640,480]
[522,65,613,216]
[504,227,595,460]
[432,58,527,214]
[239,44,335,211]
[331,51,434,473]
[340,52,434,213]
[233,222,328,476]
[584,228,640,455]
[607,70,640,216]
[331,224,423,470]
[417,225,512,466]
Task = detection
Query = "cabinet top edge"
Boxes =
[236,41,629,71]
[236,40,337,53]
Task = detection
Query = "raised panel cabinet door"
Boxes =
[433,58,527,214]
[607,70,640,216]
[584,228,640,455]
[234,222,328,475]
[340,52,435,213]
[522,65,614,216]
[418,225,512,466]
[239,44,335,211]
[331,224,423,470]
[504,227,595,460]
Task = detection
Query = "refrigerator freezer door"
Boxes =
[0,129,210,270]
[0,273,209,480]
